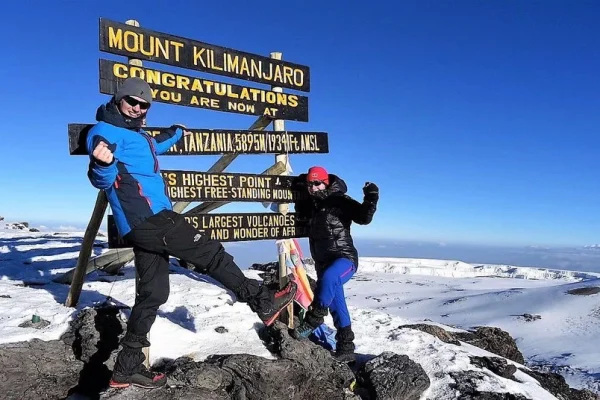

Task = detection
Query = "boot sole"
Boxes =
[109,379,167,389]
[263,296,295,326]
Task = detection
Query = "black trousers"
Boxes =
[122,209,261,341]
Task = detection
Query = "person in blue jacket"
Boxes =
[86,77,297,389]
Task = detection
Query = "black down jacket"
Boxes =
[293,174,378,272]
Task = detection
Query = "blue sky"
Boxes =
[1,1,599,248]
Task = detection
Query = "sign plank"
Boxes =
[107,213,309,248]
[99,59,309,121]
[99,18,310,92]
[68,124,328,155]
[160,170,308,202]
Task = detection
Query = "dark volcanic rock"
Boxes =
[519,368,600,400]
[450,371,529,399]
[0,338,83,400]
[398,323,461,345]
[518,313,541,322]
[0,305,593,400]
[98,321,360,400]
[567,287,600,296]
[356,352,430,400]
[61,306,127,398]
[456,327,525,364]
[470,356,517,379]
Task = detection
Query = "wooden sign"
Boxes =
[160,170,308,202]
[99,59,309,121]
[107,212,309,248]
[68,124,328,156]
[99,18,310,92]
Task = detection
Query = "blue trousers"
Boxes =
[316,258,356,329]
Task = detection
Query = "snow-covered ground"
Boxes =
[1,222,599,398]
[348,257,600,393]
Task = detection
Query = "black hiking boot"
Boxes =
[290,302,329,339]
[333,325,356,363]
[251,281,298,326]
[333,351,356,363]
[109,365,167,389]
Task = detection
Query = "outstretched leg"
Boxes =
[127,210,297,326]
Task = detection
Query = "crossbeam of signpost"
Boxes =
[172,115,272,214]
[55,114,273,288]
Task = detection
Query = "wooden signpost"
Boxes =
[61,18,326,360]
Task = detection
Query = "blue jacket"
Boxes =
[86,102,183,237]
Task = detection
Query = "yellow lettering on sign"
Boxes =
[221,53,305,89]
[239,176,272,188]
[204,186,228,199]
[233,227,269,240]
[282,226,296,236]
[202,215,242,229]
[228,101,255,113]
[230,187,271,200]
[272,189,293,201]
[193,46,207,68]
[288,95,299,107]
[263,108,277,117]
[213,229,229,241]
[164,172,177,186]
[184,216,197,228]
[168,186,199,199]
[179,173,234,187]
[110,63,301,108]
[107,27,183,62]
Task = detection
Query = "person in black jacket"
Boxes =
[290,166,378,362]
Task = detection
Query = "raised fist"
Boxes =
[363,182,379,201]
[92,141,114,165]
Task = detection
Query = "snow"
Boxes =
[0,223,599,398]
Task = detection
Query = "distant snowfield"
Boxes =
[0,224,599,398]
[347,257,600,393]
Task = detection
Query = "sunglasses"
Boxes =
[123,96,151,110]
[308,181,325,187]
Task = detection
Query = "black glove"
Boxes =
[363,182,379,202]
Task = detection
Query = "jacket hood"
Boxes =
[326,174,348,195]
[96,97,145,130]
[309,173,347,200]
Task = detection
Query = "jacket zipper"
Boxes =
[141,132,159,172]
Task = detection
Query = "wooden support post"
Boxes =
[270,52,294,328]
[64,192,108,307]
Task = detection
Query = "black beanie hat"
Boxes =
[115,77,153,105]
